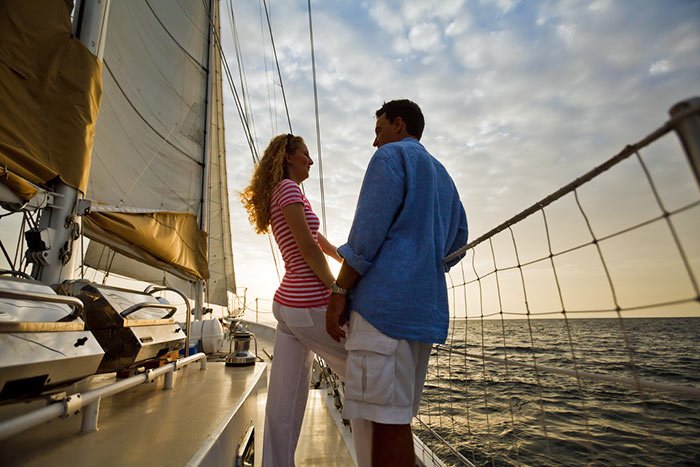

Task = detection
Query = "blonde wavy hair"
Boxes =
[241,134,304,234]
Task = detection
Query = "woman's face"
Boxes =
[286,141,313,183]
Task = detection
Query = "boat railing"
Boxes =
[119,301,177,318]
[0,352,208,441]
[242,297,276,325]
[144,284,194,355]
[0,287,84,317]
[0,278,86,332]
[415,97,700,465]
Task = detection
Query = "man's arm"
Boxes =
[325,261,360,342]
[445,201,468,271]
[325,150,405,342]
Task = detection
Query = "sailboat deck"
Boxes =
[253,326,356,466]
[1,334,355,466]
[0,362,267,466]
[296,389,355,466]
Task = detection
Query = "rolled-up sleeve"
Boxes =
[444,198,468,272]
[338,152,404,276]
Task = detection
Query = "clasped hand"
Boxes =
[325,294,348,342]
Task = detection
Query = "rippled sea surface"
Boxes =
[414,318,700,466]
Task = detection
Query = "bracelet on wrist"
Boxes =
[330,281,349,295]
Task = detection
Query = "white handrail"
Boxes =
[0,353,207,441]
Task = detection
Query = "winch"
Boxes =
[225,321,257,367]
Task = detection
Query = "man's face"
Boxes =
[373,113,402,148]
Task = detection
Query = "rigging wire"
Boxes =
[17,213,29,273]
[262,0,293,133]
[226,0,259,153]
[144,0,204,69]
[218,41,260,163]
[260,0,283,281]
[213,0,332,287]
[204,0,259,163]
[213,0,284,279]
[307,0,328,236]
[267,233,282,283]
[259,1,277,136]
[0,240,14,271]
[258,0,283,281]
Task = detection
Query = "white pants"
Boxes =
[262,302,372,467]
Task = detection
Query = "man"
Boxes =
[326,99,468,466]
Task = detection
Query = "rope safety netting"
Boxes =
[414,104,700,466]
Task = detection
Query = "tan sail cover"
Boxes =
[0,168,38,203]
[84,211,209,280]
[0,0,101,196]
[82,1,235,305]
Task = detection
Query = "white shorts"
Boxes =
[341,311,432,425]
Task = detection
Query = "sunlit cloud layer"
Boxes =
[221,0,699,304]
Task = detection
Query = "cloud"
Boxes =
[482,0,520,15]
[649,60,671,75]
[407,22,444,52]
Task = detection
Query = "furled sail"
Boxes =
[203,32,237,306]
[82,0,235,305]
[0,168,38,204]
[0,0,102,199]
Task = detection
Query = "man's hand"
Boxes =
[326,293,348,342]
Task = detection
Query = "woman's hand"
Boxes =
[317,233,343,263]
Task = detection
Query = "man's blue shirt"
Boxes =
[338,138,468,343]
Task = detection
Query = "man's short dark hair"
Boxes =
[375,99,425,140]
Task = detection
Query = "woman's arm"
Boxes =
[317,233,343,263]
[282,203,335,288]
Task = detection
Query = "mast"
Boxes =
[73,0,111,59]
[28,0,111,284]
[194,0,217,320]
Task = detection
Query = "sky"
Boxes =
[0,0,697,321]
[219,0,700,314]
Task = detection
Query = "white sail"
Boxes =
[82,0,235,305]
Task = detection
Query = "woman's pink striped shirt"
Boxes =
[270,179,329,308]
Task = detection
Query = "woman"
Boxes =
[241,134,370,467]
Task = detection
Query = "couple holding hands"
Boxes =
[241,99,468,467]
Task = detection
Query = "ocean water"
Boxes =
[414,317,700,466]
